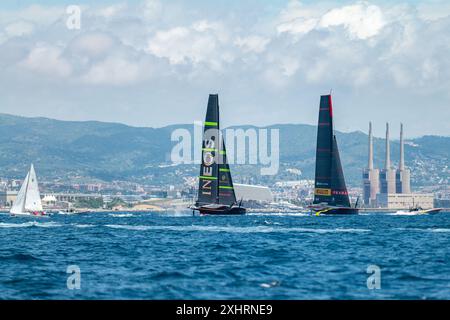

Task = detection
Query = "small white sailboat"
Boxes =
[10,164,47,217]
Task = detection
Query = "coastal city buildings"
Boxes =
[376,193,434,210]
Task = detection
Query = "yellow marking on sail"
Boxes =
[219,151,226,155]
[219,186,233,190]
[205,121,218,127]
[219,168,230,172]
[202,148,218,152]
[315,188,331,196]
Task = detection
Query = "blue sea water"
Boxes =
[0,211,449,300]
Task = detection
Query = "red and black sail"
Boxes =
[313,95,350,207]
[197,94,236,206]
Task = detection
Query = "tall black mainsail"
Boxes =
[313,95,353,210]
[197,94,220,205]
[194,94,244,215]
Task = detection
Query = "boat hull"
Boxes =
[412,208,442,215]
[313,207,359,215]
[10,211,48,217]
[193,205,246,216]
[423,208,442,215]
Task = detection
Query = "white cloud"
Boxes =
[147,27,191,64]
[5,20,34,37]
[96,3,128,18]
[69,32,115,57]
[276,1,320,35]
[389,64,412,87]
[81,56,144,85]
[417,1,450,21]
[319,2,386,39]
[0,5,65,25]
[1,1,450,136]
[277,1,386,40]
[234,36,270,53]
[142,0,163,21]
[277,17,317,35]
[146,21,233,70]
[20,44,72,78]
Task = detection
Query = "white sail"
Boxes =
[10,164,43,215]
[24,164,43,212]
[10,172,29,215]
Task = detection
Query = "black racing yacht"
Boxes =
[191,94,246,216]
[309,94,359,215]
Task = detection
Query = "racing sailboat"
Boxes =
[191,94,246,215]
[10,164,46,216]
[309,94,359,215]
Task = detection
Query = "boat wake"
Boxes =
[389,211,427,216]
[247,212,310,217]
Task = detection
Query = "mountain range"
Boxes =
[0,113,448,187]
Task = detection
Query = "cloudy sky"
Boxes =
[0,0,449,137]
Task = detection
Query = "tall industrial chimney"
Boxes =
[385,122,391,170]
[380,122,396,195]
[399,123,404,171]
[368,122,374,170]
[396,123,411,194]
[363,122,379,206]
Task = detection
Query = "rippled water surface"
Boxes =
[0,211,449,299]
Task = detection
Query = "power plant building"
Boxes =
[362,122,431,209]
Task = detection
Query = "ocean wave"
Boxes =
[109,213,135,218]
[104,224,370,234]
[263,220,283,226]
[394,227,450,233]
[105,224,153,231]
[260,281,281,288]
[428,228,450,233]
[72,224,96,228]
[289,227,370,234]
[0,221,62,228]
[0,222,34,228]
[33,222,62,228]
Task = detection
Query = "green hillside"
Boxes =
[0,113,448,187]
